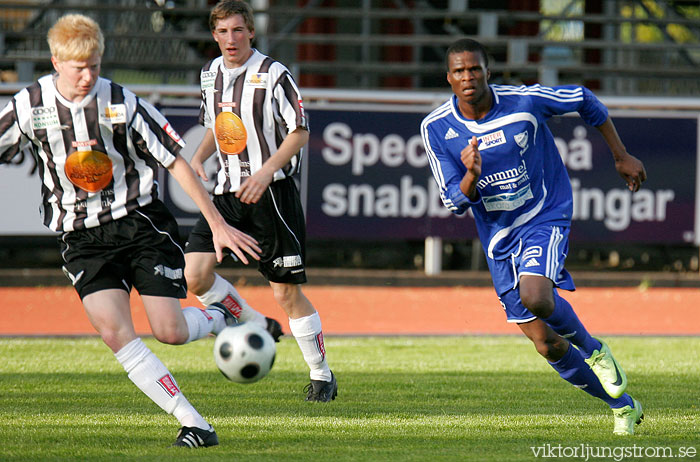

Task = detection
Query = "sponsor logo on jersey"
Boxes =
[245,72,268,88]
[71,139,98,148]
[477,159,529,190]
[100,104,127,124]
[477,129,506,150]
[218,102,237,108]
[31,106,61,130]
[158,374,180,397]
[444,127,459,140]
[481,184,534,212]
[201,70,217,90]
[65,150,113,193]
[163,123,182,143]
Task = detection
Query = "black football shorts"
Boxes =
[59,200,188,300]
[185,177,307,284]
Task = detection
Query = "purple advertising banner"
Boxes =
[2,101,695,245]
[304,109,698,243]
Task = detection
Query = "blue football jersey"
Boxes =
[421,84,609,260]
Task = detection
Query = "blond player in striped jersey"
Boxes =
[0,14,263,447]
[183,0,337,402]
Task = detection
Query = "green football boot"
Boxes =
[612,398,644,435]
[585,338,628,398]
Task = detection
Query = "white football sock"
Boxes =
[197,273,267,328]
[115,338,209,429]
[181,306,215,343]
[288,312,332,381]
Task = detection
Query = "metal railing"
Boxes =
[1,1,699,95]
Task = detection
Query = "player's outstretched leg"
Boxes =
[114,338,217,447]
[549,342,642,435]
[543,292,627,398]
[195,273,283,341]
[520,319,641,435]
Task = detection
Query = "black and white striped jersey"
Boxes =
[199,49,308,195]
[0,74,184,232]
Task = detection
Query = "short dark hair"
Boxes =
[445,38,489,70]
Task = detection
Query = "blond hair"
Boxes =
[47,14,104,61]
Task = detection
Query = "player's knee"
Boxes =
[152,323,188,345]
[184,267,207,295]
[271,285,293,307]
[153,331,186,345]
[271,283,299,310]
[100,330,137,354]
[520,290,554,318]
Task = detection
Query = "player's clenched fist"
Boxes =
[461,136,482,178]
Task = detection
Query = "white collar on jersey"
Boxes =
[50,73,101,109]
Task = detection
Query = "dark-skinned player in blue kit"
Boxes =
[421,38,647,435]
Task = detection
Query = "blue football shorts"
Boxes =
[487,224,576,324]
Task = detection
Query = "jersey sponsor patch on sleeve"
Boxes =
[163,122,182,144]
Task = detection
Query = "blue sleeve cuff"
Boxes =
[448,188,480,214]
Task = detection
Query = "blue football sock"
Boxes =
[549,343,633,409]
[543,291,601,358]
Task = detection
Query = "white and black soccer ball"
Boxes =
[213,322,276,383]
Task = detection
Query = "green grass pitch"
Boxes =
[1,336,698,461]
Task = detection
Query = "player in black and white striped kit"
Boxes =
[0,14,262,447]
[184,0,337,402]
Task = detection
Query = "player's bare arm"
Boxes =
[167,154,261,263]
[596,117,647,192]
[190,128,218,182]
[459,136,481,200]
[235,127,309,204]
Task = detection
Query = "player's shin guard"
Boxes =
[549,343,633,409]
[181,306,215,343]
[115,338,209,429]
[197,273,266,328]
[544,292,601,358]
[289,312,332,382]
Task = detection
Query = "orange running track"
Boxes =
[1,286,697,336]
